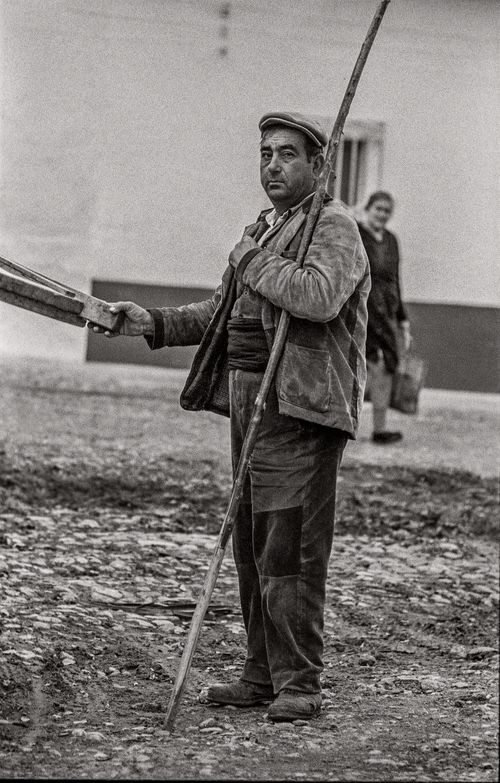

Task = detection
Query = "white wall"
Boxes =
[0,0,498,359]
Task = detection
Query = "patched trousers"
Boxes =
[229,369,347,695]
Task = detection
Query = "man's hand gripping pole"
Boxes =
[164,0,391,731]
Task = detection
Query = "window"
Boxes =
[314,118,385,209]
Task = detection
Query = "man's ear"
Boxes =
[313,152,325,177]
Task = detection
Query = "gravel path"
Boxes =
[0,354,498,781]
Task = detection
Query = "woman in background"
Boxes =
[358,191,411,444]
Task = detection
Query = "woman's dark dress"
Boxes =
[357,223,407,374]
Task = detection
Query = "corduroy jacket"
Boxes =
[146,195,370,438]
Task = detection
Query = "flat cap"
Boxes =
[259,111,328,149]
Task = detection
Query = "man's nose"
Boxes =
[267,153,281,172]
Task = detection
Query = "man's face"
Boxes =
[260,127,322,214]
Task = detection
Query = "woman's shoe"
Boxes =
[371,431,402,444]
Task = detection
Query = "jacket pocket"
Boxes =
[279,343,331,413]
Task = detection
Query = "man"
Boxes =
[90,111,370,722]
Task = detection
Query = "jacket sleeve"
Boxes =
[144,268,230,350]
[234,206,369,323]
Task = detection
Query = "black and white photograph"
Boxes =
[0,1,498,780]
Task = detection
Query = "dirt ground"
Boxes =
[0,355,498,781]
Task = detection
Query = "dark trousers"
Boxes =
[229,369,347,694]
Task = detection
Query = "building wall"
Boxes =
[87,281,500,394]
[0,1,499,377]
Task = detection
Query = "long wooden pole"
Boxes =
[165,0,391,731]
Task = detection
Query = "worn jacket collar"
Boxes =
[257,190,333,224]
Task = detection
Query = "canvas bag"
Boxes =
[390,350,427,414]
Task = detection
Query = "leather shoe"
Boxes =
[267,689,322,722]
[372,431,402,444]
[203,680,274,707]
